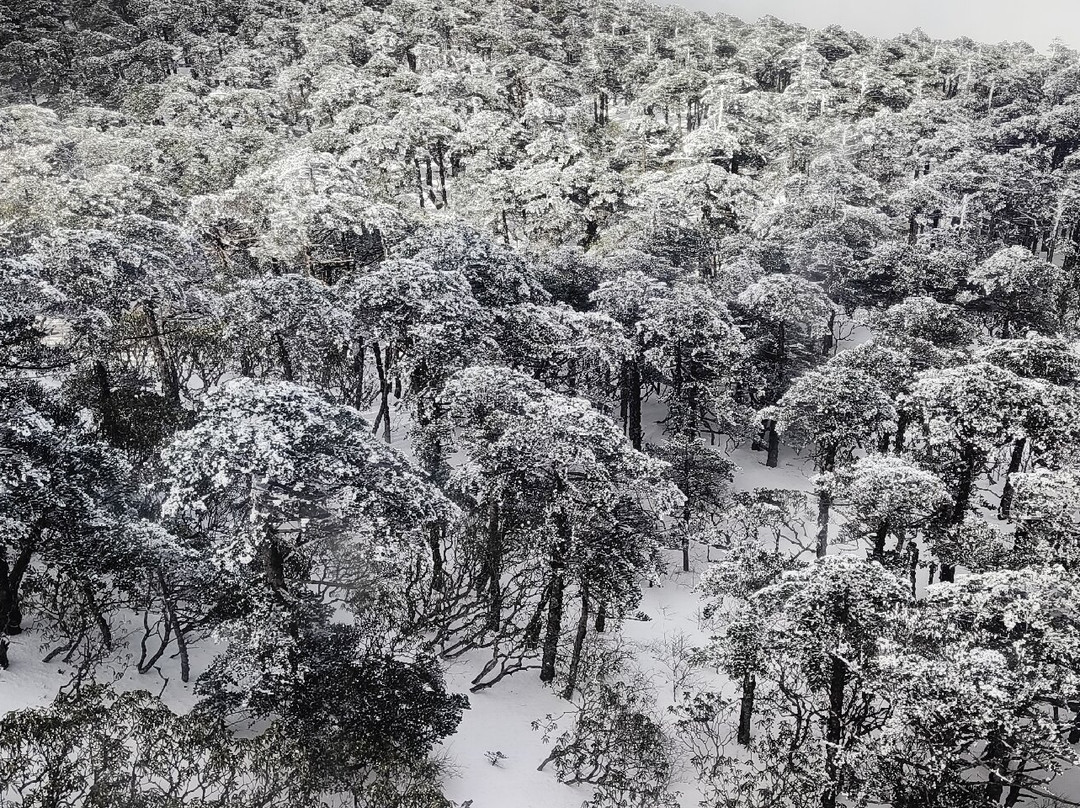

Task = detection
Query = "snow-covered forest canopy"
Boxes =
[2,0,1080,806]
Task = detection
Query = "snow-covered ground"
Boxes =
[0,312,875,806]
[0,439,817,808]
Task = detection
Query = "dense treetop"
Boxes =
[3,1,1080,806]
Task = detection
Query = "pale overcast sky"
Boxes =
[663,0,1079,49]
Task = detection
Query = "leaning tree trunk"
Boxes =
[561,581,589,700]
[0,532,36,635]
[372,343,393,444]
[428,523,445,593]
[158,570,190,683]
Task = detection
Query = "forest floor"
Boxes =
[0,443,819,808]
[0,321,897,807]
[438,440,822,808]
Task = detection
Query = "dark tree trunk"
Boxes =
[485,501,502,632]
[594,601,606,633]
[1068,707,1080,745]
[766,420,780,468]
[1003,759,1026,807]
[737,670,756,745]
[580,219,599,251]
[877,430,892,454]
[0,560,19,635]
[816,447,837,558]
[540,505,570,683]
[872,520,889,562]
[524,585,550,651]
[1051,141,1073,171]
[157,569,190,683]
[0,533,36,635]
[941,449,978,583]
[619,362,629,432]
[372,343,392,443]
[628,355,643,451]
[822,654,846,808]
[909,543,921,596]
[682,447,692,572]
[94,360,119,444]
[274,333,294,382]
[539,562,565,683]
[429,523,445,592]
[998,437,1026,519]
[561,581,589,699]
[82,581,113,650]
[816,489,832,559]
[893,410,909,455]
[983,737,1008,805]
[821,310,836,356]
[145,300,181,407]
[415,159,425,208]
[435,144,448,206]
[263,531,288,595]
[351,340,366,410]
[823,590,850,808]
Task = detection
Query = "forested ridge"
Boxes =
[2,0,1080,806]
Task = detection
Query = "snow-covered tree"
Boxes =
[161,378,463,770]
[879,568,1080,806]
[708,556,911,808]
[0,379,149,664]
[908,362,1034,580]
[822,455,950,561]
[444,366,680,692]
[962,245,1064,337]
[735,273,834,465]
[775,362,896,556]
